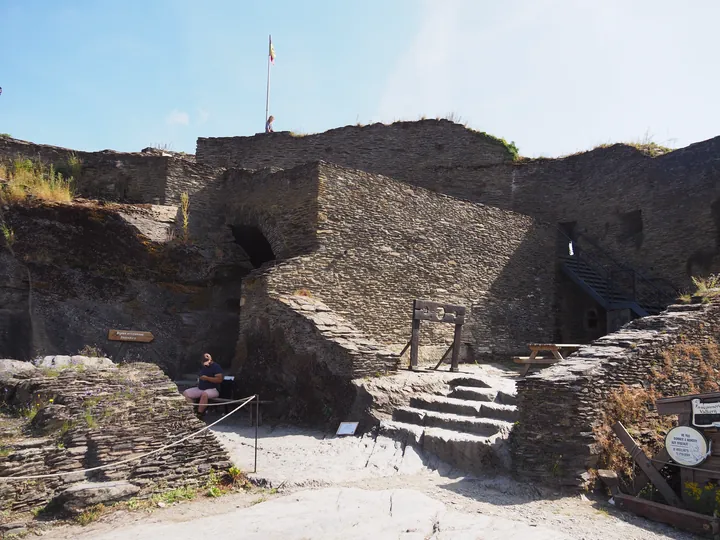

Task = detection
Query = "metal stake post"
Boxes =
[254,394,259,473]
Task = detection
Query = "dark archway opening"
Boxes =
[229,225,276,268]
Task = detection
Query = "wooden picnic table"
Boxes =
[513,343,584,377]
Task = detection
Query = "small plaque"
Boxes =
[665,425,709,467]
[692,399,720,428]
[336,422,359,436]
[108,329,154,343]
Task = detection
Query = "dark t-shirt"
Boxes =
[198,362,223,391]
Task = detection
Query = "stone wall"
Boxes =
[508,140,720,289]
[225,162,556,358]
[196,119,515,174]
[511,298,720,487]
[197,123,720,291]
[0,358,231,514]
[0,136,224,207]
[0,137,168,203]
[234,289,398,423]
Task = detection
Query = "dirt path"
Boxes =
[43,424,696,540]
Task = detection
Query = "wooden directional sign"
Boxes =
[108,329,155,343]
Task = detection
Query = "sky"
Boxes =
[1,0,719,157]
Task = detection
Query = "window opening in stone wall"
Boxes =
[557,221,578,256]
[617,209,643,244]
[229,225,276,268]
[585,309,599,330]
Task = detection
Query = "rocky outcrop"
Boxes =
[0,359,231,515]
[0,200,250,377]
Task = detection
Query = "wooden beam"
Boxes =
[612,421,683,507]
[613,493,718,539]
[433,344,454,370]
[631,447,670,496]
[409,318,420,371]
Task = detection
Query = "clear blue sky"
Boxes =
[1,0,718,157]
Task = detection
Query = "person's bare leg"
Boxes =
[198,391,209,414]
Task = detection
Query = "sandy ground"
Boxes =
[42,422,698,540]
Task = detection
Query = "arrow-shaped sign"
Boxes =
[108,329,155,343]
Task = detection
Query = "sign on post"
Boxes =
[665,425,709,467]
[692,399,720,428]
[108,329,155,343]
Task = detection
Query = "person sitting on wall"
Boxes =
[265,115,274,133]
[183,353,223,417]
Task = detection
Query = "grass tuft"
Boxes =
[0,158,74,203]
[76,504,105,525]
[152,486,197,505]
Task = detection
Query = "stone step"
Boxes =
[447,376,491,389]
[378,421,510,472]
[379,419,424,446]
[393,406,511,437]
[480,401,519,422]
[410,395,519,422]
[495,391,517,406]
[423,426,510,471]
[410,395,484,417]
[448,386,496,402]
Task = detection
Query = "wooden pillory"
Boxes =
[603,391,720,538]
[397,300,465,372]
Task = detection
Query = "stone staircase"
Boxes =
[379,375,518,473]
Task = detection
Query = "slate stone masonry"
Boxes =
[0,359,232,514]
[511,299,720,487]
[226,162,556,358]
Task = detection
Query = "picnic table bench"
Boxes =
[513,343,584,377]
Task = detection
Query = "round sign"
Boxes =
[665,426,709,466]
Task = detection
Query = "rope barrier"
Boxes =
[179,395,257,408]
[0,395,256,481]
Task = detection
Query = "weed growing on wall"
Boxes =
[440,113,520,161]
[180,192,190,243]
[678,274,720,304]
[67,153,82,180]
[1,223,15,247]
[593,384,673,490]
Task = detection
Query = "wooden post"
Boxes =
[409,318,420,371]
[677,412,695,507]
[254,394,259,473]
[450,323,462,372]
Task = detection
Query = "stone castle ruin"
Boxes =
[1,120,719,487]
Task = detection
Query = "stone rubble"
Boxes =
[0,359,231,515]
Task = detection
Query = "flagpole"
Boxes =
[265,34,271,128]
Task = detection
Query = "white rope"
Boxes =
[180,395,258,408]
[0,395,257,481]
